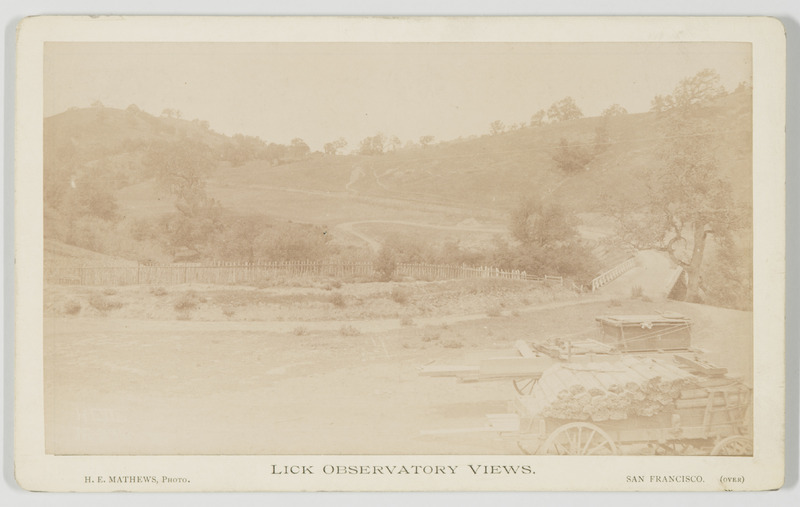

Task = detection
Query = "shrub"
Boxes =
[102,288,118,296]
[486,306,503,317]
[511,310,521,317]
[400,315,414,326]
[63,299,82,315]
[293,326,308,336]
[631,285,643,298]
[609,299,622,307]
[89,294,123,312]
[222,307,235,318]
[174,291,200,311]
[421,330,440,342]
[391,286,410,304]
[641,295,653,303]
[151,286,168,296]
[442,339,463,349]
[330,293,346,308]
[339,325,361,336]
[330,280,342,289]
[175,310,192,321]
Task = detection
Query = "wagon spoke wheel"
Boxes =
[710,436,753,456]
[513,377,537,396]
[538,422,618,455]
[516,437,542,456]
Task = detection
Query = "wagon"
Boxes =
[499,354,753,456]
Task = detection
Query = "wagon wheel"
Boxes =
[513,377,537,396]
[537,422,618,455]
[516,436,543,455]
[710,436,753,456]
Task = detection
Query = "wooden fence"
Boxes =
[590,256,637,292]
[44,260,563,287]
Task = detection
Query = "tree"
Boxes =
[359,133,386,155]
[144,139,222,254]
[323,137,348,155]
[289,138,310,159]
[388,136,402,152]
[601,104,628,117]
[650,68,725,113]
[546,97,583,122]
[552,138,594,173]
[608,69,746,303]
[530,109,547,127]
[510,197,578,248]
[419,135,435,147]
[489,120,505,135]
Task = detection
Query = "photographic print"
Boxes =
[15,16,786,491]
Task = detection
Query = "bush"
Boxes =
[151,286,168,297]
[63,299,82,315]
[330,280,342,289]
[175,310,192,321]
[631,285,643,298]
[442,339,463,349]
[222,307,235,318]
[293,326,308,336]
[330,293,346,308]
[609,299,622,307]
[89,294,123,312]
[486,306,503,317]
[339,325,361,336]
[421,330,440,342]
[174,291,201,311]
[102,288,118,296]
[391,286,410,304]
[400,315,414,326]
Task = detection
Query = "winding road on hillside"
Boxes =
[335,220,507,252]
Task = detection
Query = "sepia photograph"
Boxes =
[14,16,786,492]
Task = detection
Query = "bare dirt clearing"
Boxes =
[44,284,752,455]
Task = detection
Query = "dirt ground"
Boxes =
[43,279,753,456]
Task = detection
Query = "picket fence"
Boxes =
[44,260,563,287]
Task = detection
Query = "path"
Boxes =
[334,220,506,253]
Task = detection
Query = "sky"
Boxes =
[44,42,752,151]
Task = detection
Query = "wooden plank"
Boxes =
[479,356,556,376]
[418,365,480,377]
[515,340,535,358]
[673,354,728,376]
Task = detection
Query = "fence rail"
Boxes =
[44,260,563,287]
[590,256,637,292]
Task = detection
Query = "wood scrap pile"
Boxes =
[528,355,699,422]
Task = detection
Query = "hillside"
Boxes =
[210,89,752,215]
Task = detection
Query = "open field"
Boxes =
[44,279,752,455]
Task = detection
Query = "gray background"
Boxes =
[2,1,798,505]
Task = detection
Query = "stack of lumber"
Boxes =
[528,356,700,422]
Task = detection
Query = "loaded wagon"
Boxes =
[495,354,753,456]
[420,313,752,455]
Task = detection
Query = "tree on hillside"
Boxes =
[289,138,311,159]
[388,135,402,152]
[608,68,747,303]
[530,109,547,127]
[510,197,578,248]
[601,104,628,117]
[144,139,223,255]
[419,135,435,147]
[359,133,386,155]
[552,138,594,173]
[547,97,583,122]
[323,137,348,155]
[489,120,505,135]
[650,68,726,112]
[504,197,597,281]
